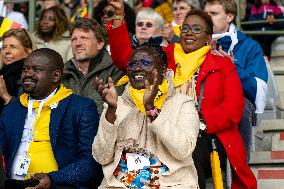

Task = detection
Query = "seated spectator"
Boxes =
[93,0,136,35]
[105,2,257,187]
[249,0,284,59]
[93,44,200,188]
[31,6,72,63]
[162,0,196,44]
[205,0,268,162]
[108,0,166,48]
[0,48,102,188]
[62,18,124,114]
[70,0,88,23]
[41,0,60,9]
[0,28,34,113]
[5,2,29,29]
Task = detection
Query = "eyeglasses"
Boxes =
[102,10,115,18]
[179,24,208,34]
[136,21,153,28]
[128,59,152,70]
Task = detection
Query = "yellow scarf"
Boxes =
[19,84,73,178]
[129,79,168,114]
[173,25,181,37]
[116,75,129,86]
[20,85,73,108]
[173,44,210,87]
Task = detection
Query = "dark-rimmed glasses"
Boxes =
[136,22,153,28]
[179,24,208,34]
[102,10,115,18]
[128,59,152,71]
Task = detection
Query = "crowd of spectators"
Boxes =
[0,0,279,188]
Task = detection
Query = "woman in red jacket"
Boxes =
[106,1,256,188]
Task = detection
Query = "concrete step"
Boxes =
[276,93,284,118]
[275,76,284,93]
[258,120,284,151]
[257,179,284,189]
[250,151,284,164]
[251,167,284,189]
[271,36,284,58]
[250,150,284,189]
[272,132,284,151]
[270,60,284,75]
[261,119,284,131]
[270,36,284,76]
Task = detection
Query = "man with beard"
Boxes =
[0,48,102,189]
[62,17,124,114]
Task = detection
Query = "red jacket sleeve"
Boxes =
[163,45,176,73]
[106,21,176,73]
[106,21,132,72]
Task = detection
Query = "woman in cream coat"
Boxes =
[92,44,199,188]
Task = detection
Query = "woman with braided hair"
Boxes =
[31,5,72,63]
[92,44,200,188]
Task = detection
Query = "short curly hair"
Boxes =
[133,44,168,74]
[185,9,213,35]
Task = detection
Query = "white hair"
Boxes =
[136,8,164,31]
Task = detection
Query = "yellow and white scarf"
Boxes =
[19,84,73,178]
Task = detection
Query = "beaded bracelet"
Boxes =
[146,106,160,120]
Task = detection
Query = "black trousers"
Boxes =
[192,135,227,189]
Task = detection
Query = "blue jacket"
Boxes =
[217,31,268,105]
[0,94,102,189]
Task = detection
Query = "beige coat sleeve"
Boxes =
[92,110,118,165]
[149,94,199,161]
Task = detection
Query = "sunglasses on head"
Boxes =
[128,59,152,70]
[179,24,208,34]
[102,10,115,18]
[136,21,153,28]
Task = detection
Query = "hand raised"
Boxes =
[143,69,159,111]
[95,77,118,110]
[108,0,124,14]
[211,45,235,63]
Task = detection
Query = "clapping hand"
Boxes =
[95,77,118,110]
[143,69,159,111]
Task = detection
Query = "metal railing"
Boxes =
[236,0,284,35]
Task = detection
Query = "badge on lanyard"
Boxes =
[14,155,31,176]
[126,152,150,171]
